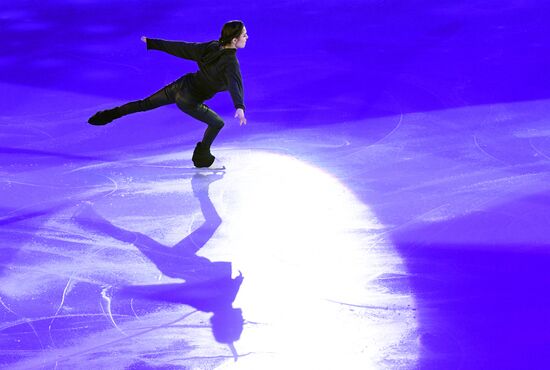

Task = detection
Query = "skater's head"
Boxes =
[210,307,244,343]
[219,20,248,49]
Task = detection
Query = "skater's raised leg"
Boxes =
[88,81,179,126]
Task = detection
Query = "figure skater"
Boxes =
[88,20,249,168]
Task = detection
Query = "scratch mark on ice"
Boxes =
[97,174,119,197]
[370,107,404,147]
[100,285,127,336]
[130,298,142,321]
[0,296,47,359]
[37,311,199,368]
[48,276,74,347]
[473,134,508,165]
[0,296,18,316]
[0,313,131,332]
[327,298,414,311]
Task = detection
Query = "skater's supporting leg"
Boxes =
[175,92,225,168]
[175,94,225,149]
[200,115,225,149]
[182,106,224,166]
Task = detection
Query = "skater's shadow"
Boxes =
[73,172,244,349]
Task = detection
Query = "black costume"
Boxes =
[88,38,246,167]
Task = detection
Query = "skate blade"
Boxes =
[195,165,226,171]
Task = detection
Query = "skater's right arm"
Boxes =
[142,36,207,61]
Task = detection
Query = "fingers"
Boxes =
[235,111,247,126]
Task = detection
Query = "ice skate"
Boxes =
[192,142,216,168]
[88,108,120,126]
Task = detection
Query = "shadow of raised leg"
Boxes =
[72,173,244,350]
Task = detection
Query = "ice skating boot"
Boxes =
[88,108,121,126]
[192,142,216,168]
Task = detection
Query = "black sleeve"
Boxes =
[224,60,246,111]
[146,38,208,61]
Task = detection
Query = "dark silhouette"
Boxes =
[73,172,244,359]
[87,21,248,168]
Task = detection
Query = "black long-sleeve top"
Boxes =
[146,38,245,111]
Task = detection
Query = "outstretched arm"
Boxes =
[141,35,207,61]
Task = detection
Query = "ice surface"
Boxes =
[2,0,550,369]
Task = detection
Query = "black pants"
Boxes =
[116,76,224,149]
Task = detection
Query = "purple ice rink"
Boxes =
[1,1,550,369]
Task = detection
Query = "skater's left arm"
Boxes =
[142,36,207,61]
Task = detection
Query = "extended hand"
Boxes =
[235,108,247,126]
[141,36,147,43]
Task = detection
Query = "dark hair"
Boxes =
[219,20,244,46]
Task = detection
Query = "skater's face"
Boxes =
[234,27,248,49]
